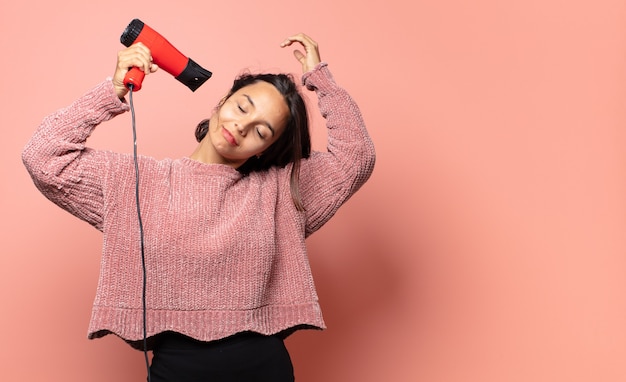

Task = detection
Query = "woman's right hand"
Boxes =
[112,43,159,99]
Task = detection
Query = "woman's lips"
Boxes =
[221,127,238,146]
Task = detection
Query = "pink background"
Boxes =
[2,0,626,381]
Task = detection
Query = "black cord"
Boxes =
[128,86,151,382]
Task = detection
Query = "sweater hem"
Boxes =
[87,302,326,349]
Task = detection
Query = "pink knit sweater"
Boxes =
[22,63,375,347]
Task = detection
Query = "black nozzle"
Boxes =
[120,19,144,47]
[175,58,212,92]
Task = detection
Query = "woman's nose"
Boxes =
[235,122,250,136]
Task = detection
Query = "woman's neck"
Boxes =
[189,139,243,169]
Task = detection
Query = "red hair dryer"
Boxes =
[120,19,212,91]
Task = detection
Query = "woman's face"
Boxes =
[206,81,289,168]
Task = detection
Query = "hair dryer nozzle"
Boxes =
[176,59,212,92]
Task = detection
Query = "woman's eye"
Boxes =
[237,105,246,113]
[257,129,267,139]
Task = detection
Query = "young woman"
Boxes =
[22,33,375,381]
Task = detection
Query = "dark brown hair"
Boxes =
[195,73,311,211]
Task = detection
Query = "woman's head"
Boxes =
[195,73,311,210]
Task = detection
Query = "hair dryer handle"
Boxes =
[124,67,146,91]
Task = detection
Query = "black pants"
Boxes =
[149,332,295,382]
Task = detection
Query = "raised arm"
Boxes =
[281,33,376,236]
[20,44,153,229]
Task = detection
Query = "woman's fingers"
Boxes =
[280,33,321,73]
[112,43,157,98]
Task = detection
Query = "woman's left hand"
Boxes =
[280,33,321,73]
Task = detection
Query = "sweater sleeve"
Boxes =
[298,63,376,237]
[22,79,129,230]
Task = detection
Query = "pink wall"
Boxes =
[2,0,626,381]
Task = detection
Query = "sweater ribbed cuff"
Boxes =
[302,62,336,96]
[100,77,131,113]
